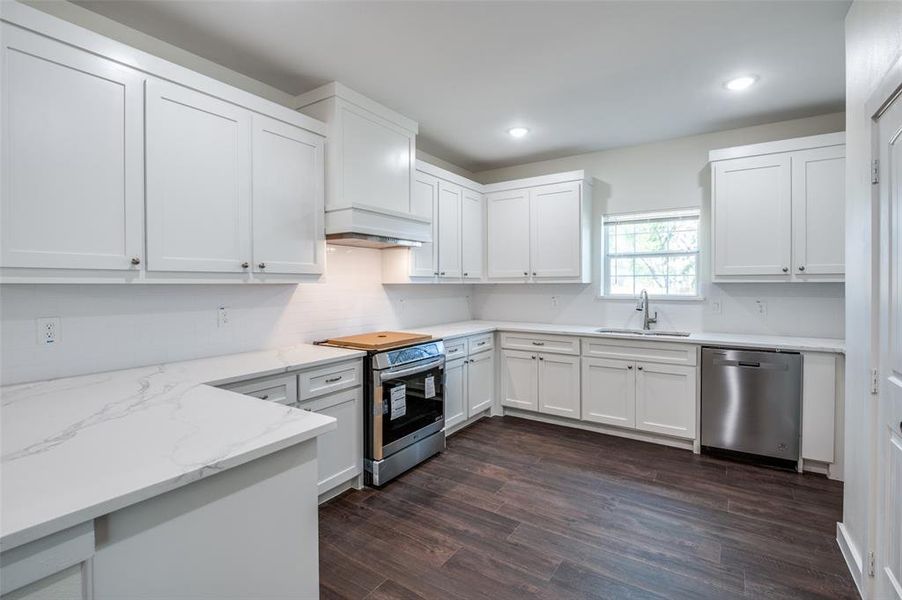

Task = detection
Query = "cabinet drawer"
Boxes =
[500,332,579,355]
[467,333,494,355]
[299,360,362,400]
[444,338,467,360]
[223,373,298,405]
[581,337,698,366]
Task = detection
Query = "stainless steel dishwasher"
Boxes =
[701,347,802,463]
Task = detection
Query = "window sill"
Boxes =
[597,294,706,303]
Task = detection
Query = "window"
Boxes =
[603,209,700,297]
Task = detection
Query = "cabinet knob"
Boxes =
[532,272,537,276]
[463,272,468,277]
[440,271,446,276]
[241,262,249,269]
[531,355,536,360]
[130,257,141,265]
[539,356,544,361]
[523,272,528,276]
[258,262,266,269]
[798,265,806,272]
[637,366,643,371]
[627,365,633,370]
[434,272,439,276]
[782,267,789,273]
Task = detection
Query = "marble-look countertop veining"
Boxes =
[0,343,364,552]
[416,320,845,354]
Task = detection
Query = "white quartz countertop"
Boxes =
[415,320,845,354]
[0,343,365,552]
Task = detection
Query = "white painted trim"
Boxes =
[708,132,845,162]
[292,81,418,134]
[836,522,865,599]
[317,476,360,505]
[416,160,483,192]
[503,408,695,451]
[446,408,491,437]
[482,170,590,193]
[0,1,326,136]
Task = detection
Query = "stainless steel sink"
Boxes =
[594,328,691,337]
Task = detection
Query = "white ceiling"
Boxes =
[75,0,849,172]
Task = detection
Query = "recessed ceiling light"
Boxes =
[508,127,529,138]
[724,76,758,91]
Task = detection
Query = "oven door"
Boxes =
[371,356,444,460]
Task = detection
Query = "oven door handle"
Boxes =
[379,357,444,382]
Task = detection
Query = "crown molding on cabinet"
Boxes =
[292,81,418,134]
[708,131,845,162]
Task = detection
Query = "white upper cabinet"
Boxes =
[145,80,252,273]
[530,182,582,279]
[409,172,439,277]
[791,146,845,277]
[0,25,144,271]
[293,83,429,243]
[710,132,845,282]
[486,189,531,278]
[461,189,485,280]
[252,115,324,275]
[437,181,463,278]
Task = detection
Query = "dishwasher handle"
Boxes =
[712,358,787,371]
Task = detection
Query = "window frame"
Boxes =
[600,208,702,300]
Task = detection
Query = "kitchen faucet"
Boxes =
[636,289,657,330]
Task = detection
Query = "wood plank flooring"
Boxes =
[319,416,856,600]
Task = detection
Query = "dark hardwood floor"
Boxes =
[319,416,856,600]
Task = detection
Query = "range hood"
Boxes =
[325,232,423,249]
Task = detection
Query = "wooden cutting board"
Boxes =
[323,331,432,350]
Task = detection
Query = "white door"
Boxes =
[635,363,696,439]
[299,388,362,495]
[538,353,580,418]
[467,350,495,415]
[461,189,485,279]
[876,85,902,600]
[713,154,792,277]
[581,358,636,428]
[145,80,251,273]
[444,357,467,429]
[791,145,846,277]
[486,189,530,279]
[500,349,538,411]
[437,181,462,278]
[530,182,582,278]
[410,172,439,278]
[0,26,144,271]
[252,115,324,275]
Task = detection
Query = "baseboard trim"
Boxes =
[446,409,490,437]
[502,408,695,451]
[836,522,865,599]
[317,475,360,505]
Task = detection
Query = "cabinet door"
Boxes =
[713,154,792,277]
[635,363,696,439]
[467,350,495,415]
[530,182,582,278]
[1,26,144,270]
[252,115,324,274]
[791,146,845,277]
[486,189,530,278]
[299,387,362,495]
[410,172,439,277]
[444,357,467,428]
[461,189,485,279]
[581,358,636,428]
[437,181,462,278]
[538,353,580,418]
[146,80,251,272]
[501,349,538,411]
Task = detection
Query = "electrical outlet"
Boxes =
[755,299,767,317]
[36,317,60,345]
[217,306,230,328]
[710,300,723,315]
[551,295,559,308]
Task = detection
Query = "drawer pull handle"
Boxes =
[325,376,343,383]
[476,342,485,346]
[259,394,270,400]
[532,341,545,346]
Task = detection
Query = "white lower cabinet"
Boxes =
[298,387,362,495]
[537,353,580,418]
[501,349,539,411]
[444,357,467,429]
[581,357,636,428]
[634,362,696,439]
[467,350,495,414]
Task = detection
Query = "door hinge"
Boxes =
[872,159,880,185]
[871,368,879,395]
[868,551,876,577]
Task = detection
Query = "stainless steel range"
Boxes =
[318,332,446,486]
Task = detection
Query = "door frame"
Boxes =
[865,51,902,600]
